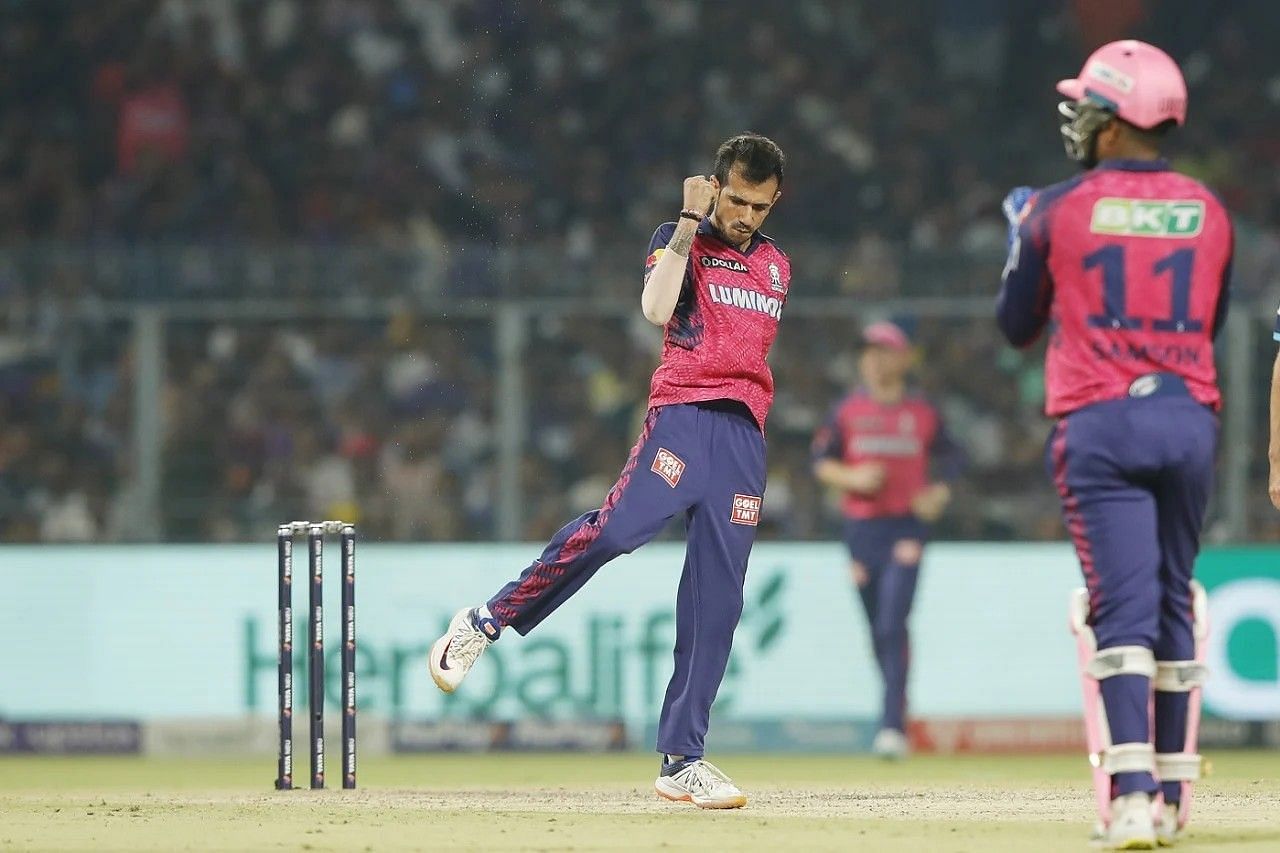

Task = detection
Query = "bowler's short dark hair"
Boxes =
[713,133,785,188]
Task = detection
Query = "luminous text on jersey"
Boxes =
[1089,198,1205,238]
[708,284,783,319]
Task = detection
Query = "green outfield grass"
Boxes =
[1,752,1278,851]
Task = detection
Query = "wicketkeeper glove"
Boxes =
[1001,186,1037,250]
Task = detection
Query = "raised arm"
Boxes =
[996,188,1054,348]
[641,176,718,326]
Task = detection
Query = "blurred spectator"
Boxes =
[0,0,1271,256]
[0,0,1277,542]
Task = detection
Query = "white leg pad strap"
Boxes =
[1088,646,1157,680]
[1192,580,1209,642]
[1154,660,1206,692]
[1101,742,1155,774]
[1156,752,1202,781]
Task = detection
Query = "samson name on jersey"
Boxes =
[643,218,791,429]
[998,159,1232,416]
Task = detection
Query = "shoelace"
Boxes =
[677,760,738,795]
[449,621,491,668]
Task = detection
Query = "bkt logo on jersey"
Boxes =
[708,285,783,319]
[1090,198,1205,238]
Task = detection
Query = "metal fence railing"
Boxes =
[1,241,1277,543]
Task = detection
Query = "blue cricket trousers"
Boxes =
[488,400,766,757]
[1049,379,1216,800]
[843,515,927,734]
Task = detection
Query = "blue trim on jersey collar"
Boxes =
[698,217,766,256]
[1096,158,1170,172]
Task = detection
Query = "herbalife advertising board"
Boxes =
[0,544,1275,725]
[1196,548,1280,719]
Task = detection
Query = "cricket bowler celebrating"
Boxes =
[811,321,962,759]
[997,41,1232,848]
[429,133,789,809]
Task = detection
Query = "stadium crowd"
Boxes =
[1,0,1278,542]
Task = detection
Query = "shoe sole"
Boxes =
[654,783,747,810]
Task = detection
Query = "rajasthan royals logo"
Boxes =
[768,263,785,293]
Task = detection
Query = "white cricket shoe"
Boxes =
[872,728,909,760]
[428,607,496,693]
[1155,803,1181,847]
[654,759,747,809]
[1093,792,1157,850]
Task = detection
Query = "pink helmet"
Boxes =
[1056,39,1187,129]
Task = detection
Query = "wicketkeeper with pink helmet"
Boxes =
[997,40,1233,849]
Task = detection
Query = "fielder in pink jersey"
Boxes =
[428,134,790,808]
[811,321,962,759]
[998,41,1232,849]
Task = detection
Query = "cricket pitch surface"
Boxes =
[2,752,1277,851]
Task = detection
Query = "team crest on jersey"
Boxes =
[1090,198,1205,238]
[898,411,915,433]
[768,263,785,293]
[651,448,685,488]
[730,494,762,526]
[701,256,749,273]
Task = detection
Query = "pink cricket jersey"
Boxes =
[643,219,791,430]
[812,390,956,520]
[999,160,1232,416]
